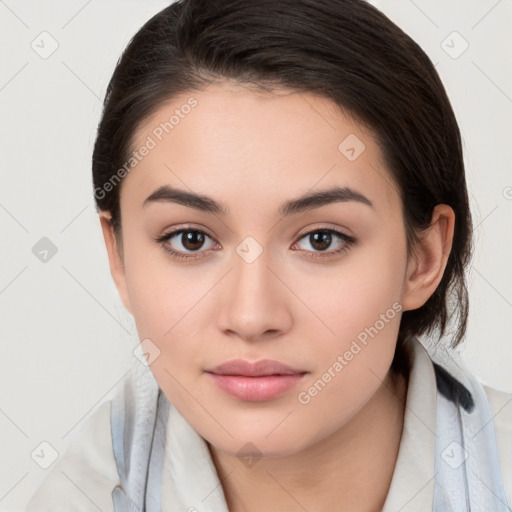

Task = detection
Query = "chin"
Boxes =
[212,436,305,460]
[203,420,316,459]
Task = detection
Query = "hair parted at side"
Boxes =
[92,0,473,378]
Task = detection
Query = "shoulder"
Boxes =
[482,383,512,508]
[25,399,119,512]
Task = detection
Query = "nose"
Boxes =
[216,244,292,343]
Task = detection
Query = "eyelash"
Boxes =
[153,225,356,261]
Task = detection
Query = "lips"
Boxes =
[206,358,306,377]
[205,359,308,401]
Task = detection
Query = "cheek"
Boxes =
[121,236,206,372]
[124,259,209,406]
[122,225,202,331]
[302,232,406,348]
[291,252,406,435]
[293,230,407,394]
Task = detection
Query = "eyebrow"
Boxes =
[142,184,374,216]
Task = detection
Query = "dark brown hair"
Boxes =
[92,0,473,377]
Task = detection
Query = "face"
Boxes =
[102,82,434,459]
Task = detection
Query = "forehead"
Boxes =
[123,83,400,216]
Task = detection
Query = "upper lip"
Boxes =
[206,359,306,377]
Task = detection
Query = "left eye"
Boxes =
[293,229,355,256]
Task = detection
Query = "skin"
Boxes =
[99,82,454,512]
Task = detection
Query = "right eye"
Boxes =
[154,227,219,260]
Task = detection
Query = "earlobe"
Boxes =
[98,212,133,315]
[402,204,455,311]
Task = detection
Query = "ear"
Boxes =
[98,212,133,315]
[402,204,455,311]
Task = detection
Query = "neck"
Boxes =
[208,369,408,512]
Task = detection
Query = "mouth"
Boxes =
[205,359,308,401]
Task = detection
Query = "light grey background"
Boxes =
[0,0,511,510]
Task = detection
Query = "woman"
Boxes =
[26,0,511,510]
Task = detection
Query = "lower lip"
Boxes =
[206,372,307,401]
